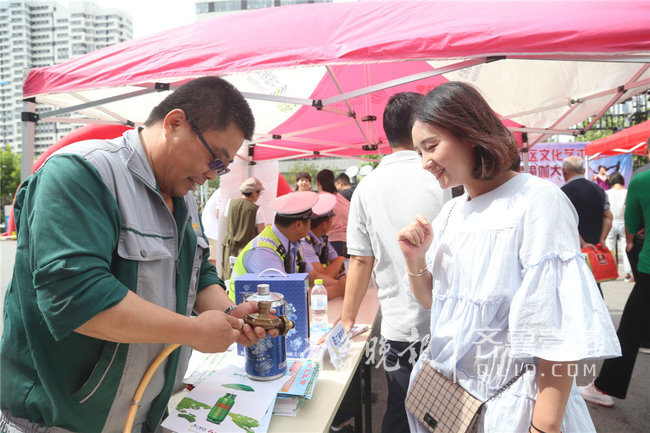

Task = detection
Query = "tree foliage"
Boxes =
[1,145,21,211]
[575,128,611,142]
[284,160,337,189]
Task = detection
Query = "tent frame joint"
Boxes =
[21,111,39,123]
[312,99,323,110]
[155,82,171,91]
[486,55,506,63]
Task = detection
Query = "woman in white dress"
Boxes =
[605,171,633,281]
[397,82,620,433]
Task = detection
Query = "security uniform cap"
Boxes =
[311,192,336,218]
[240,177,264,194]
[271,191,318,219]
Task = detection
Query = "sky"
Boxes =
[61,0,196,38]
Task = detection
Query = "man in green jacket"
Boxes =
[580,165,650,407]
[0,77,276,433]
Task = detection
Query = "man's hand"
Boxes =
[189,310,243,353]
[581,242,597,251]
[228,301,280,347]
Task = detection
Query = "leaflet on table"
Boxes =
[258,394,277,431]
[278,359,320,399]
[325,321,351,370]
[273,397,304,417]
[183,347,243,386]
[162,365,283,433]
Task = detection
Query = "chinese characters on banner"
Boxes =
[520,142,587,188]
[521,142,633,188]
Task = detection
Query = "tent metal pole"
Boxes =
[522,148,529,174]
[21,99,36,182]
[501,75,650,123]
[38,118,133,125]
[521,132,529,174]
[527,103,583,147]
[70,91,132,124]
[263,134,359,147]
[320,57,495,106]
[582,66,649,133]
[509,127,577,135]
[240,92,313,106]
[257,119,352,140]
[326,66,373,147]
[37,88,159,119]
[501,100,576,120]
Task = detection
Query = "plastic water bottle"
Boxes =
[310,279,328,345]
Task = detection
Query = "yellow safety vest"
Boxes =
[228,225,305,301]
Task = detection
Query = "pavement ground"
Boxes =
[0,240,647,432]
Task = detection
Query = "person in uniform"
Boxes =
[229,191,319,299]
[301,192,346,299]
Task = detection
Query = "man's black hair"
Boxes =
[316,169,337,194]
[383,92,423,149]
[145,76,255,140]
[335,172,351,186]
[275,214,310,228]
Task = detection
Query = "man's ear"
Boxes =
[162,109,186,132]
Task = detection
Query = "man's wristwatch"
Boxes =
[224,305,236,315]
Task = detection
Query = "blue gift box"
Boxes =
[235,271,310,358]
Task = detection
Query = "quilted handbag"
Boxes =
[405,359,526,433]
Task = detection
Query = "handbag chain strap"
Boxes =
[442,201,457,233]
[484,363,528,403]
[433,198,527,403]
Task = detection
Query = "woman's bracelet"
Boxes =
[406,266,429,277]
[529,422,548,433]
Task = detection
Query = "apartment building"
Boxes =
[0,0,132,156]
[195,0,332,18]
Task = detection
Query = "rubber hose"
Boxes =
[123,343,181,433]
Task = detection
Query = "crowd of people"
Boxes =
[1,75,648,433]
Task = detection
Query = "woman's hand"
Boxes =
[397,215,435,309]
[397,215,433,261]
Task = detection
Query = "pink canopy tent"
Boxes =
[585,119,650,157]
[19,1,650,176]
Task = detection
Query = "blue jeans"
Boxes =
[382,339,423,433]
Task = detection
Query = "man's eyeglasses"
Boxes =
[187,118,230,176]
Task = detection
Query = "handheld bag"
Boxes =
[581,243,618,283]
[405,359,526,433]
[405,361,483,433]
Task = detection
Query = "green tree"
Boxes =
[284,160,336,189]
[1,145,21,212]
[575,128,611,142]
[360,154,382,169]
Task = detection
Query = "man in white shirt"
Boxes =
[201,188,221,266]
[341,92,449,433]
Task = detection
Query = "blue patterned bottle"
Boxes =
[242,284,287,380]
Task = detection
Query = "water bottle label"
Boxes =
[312,296,327,310]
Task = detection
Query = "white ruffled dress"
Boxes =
[406,173,621,433]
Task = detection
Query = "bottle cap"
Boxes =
[257,284,270,295]
[314,279,323,285]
